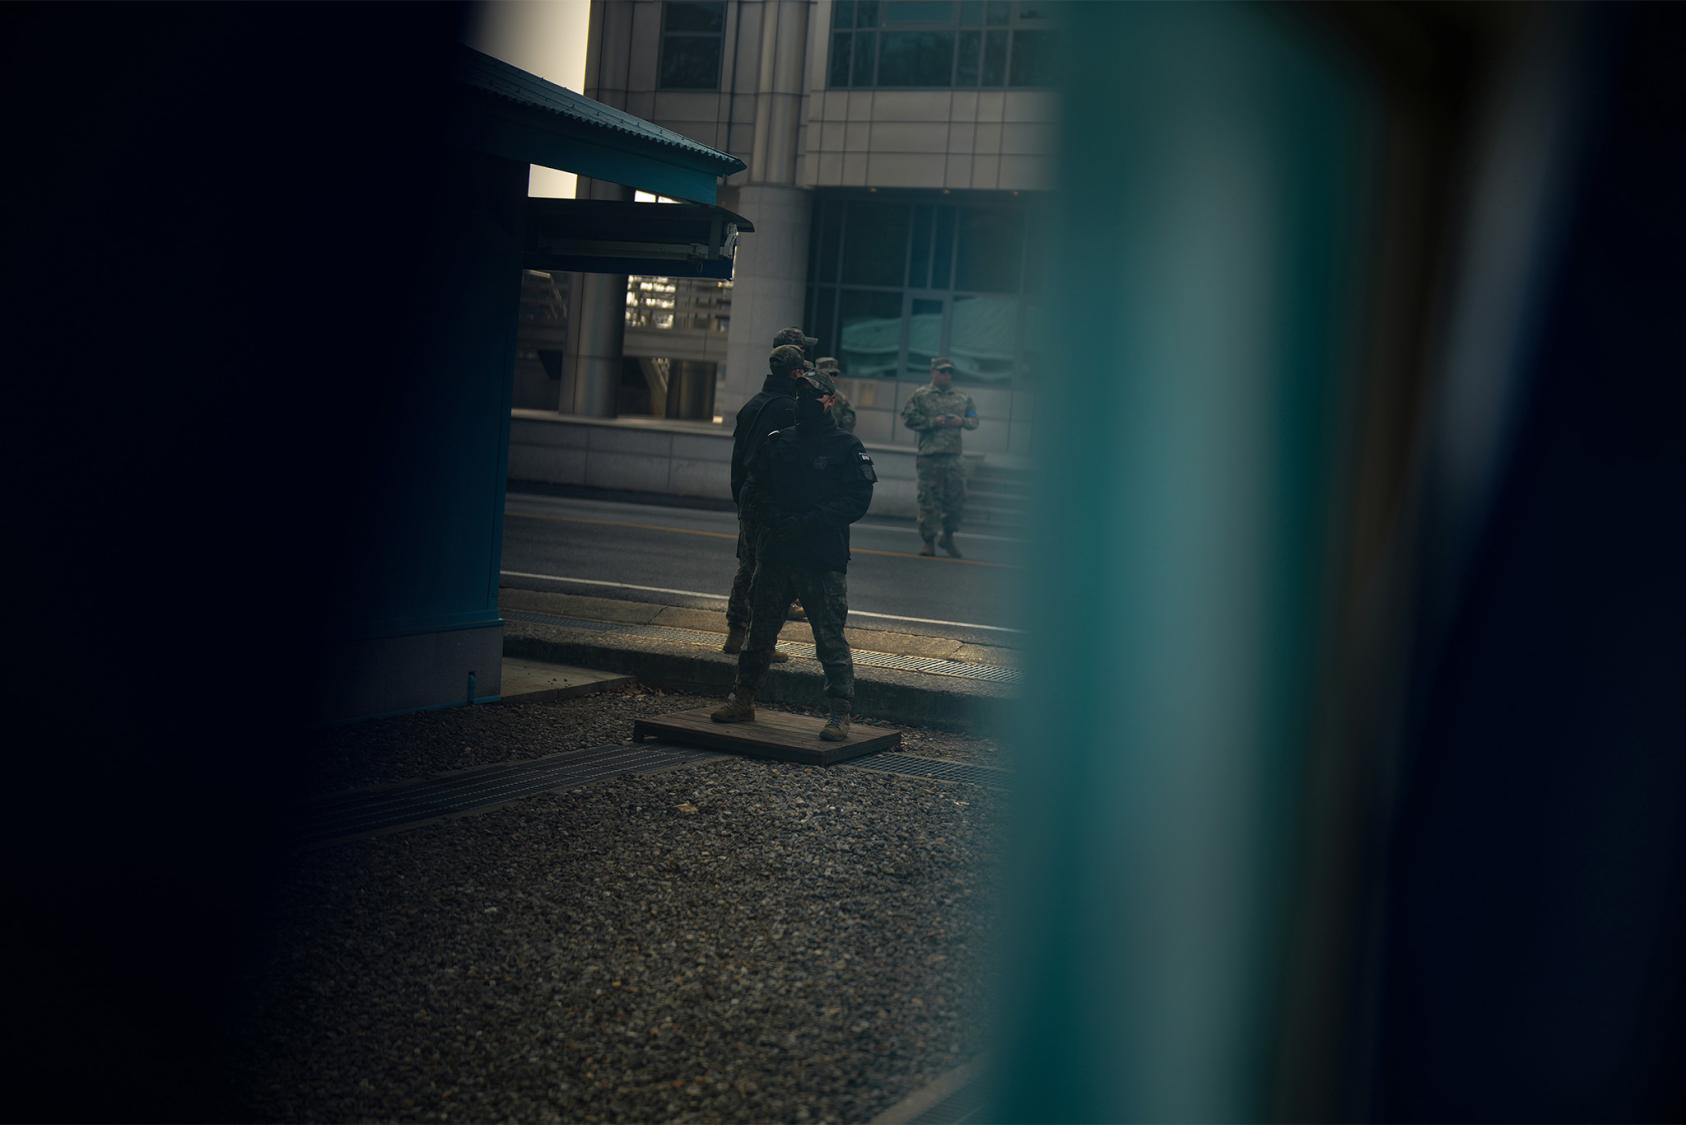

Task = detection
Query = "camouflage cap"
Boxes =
[814,355,841,372]
[769,344,808,372]
[931,355,955,371]
[804,365,838,396]
[773,326,819,352]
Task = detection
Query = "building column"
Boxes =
[721,0,812,414]
[722,184,812,410]
[564,177,632,417]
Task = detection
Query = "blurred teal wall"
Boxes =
[997,6,1378,1119]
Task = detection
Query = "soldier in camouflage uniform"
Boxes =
[725,343,812,662]
[899,356,978,558]
[814,357,857,433]
[712,368,876,741]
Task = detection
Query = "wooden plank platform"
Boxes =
[631,707,901,767]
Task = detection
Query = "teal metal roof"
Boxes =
[454,46,744,201]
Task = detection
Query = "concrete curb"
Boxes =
[502,625,1013,734]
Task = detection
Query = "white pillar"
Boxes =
[721,0,812,415]
[723,184,812,411]
[565,177,632,417]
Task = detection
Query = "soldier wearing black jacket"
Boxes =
[712,369,876,740]
[723,344,810,658]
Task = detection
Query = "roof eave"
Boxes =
[452,90,741,205]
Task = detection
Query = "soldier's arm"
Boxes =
[961,395,979,431]
[901,391,933,431]
[740,440,771,515]
[729,411,748,503]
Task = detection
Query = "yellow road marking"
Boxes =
[504,510,1018,570]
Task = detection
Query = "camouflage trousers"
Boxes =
[725,510,762,630]
[737,560,853,701]
[915,453,966,541]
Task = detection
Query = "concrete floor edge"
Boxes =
[502,631,1014,733]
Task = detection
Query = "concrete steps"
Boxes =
[965,463,1032,532]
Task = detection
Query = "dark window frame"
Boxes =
[658,1,727,91]
[826,0,1060,91]
[806,189,1044,386]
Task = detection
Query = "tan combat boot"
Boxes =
[819,700,852,742]
[722,626,745,654]
[710,688,756,723]
[769,648,790,663]
[939,532,962,559]
[919,538,937,557]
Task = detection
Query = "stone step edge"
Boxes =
[503,629,1013,734]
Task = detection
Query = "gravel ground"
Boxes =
[303,682,1007,796]
[238,757,1001,1123]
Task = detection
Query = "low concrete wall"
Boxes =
[509,410,981,520]
[315,623,504,724]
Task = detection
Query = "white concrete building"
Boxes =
[509,0,1058,517]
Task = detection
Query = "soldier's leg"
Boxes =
[737,559,796,687]
[794,569,855,739]
[716,557,795,722]
[724,511,756,649]
[793,570,854,702]
[726,514,788,660]
[915,457,940,551]
[942,458,967,535]
[934,457,965,557]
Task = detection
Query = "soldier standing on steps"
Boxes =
[899,356,978,558]
[724,342,814,663]
[712,367,876,741]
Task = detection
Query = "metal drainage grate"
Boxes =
[504,608,1022,685]
[297,743,721,849]
[845,753,1010,789]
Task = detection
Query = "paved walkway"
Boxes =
[499,583,1019,734]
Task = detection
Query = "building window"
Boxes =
[621,276,730,421]
[828,0,1060,90]
[659,1,726,90]
[804,191,1049,385]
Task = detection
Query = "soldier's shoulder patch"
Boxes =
[855,449,877,483]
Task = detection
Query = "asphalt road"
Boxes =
[501,492,1026,639]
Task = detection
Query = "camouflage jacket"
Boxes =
[832,393,857,434]
[900,383,978,455]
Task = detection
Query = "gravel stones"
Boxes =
[240,704,1002,1123]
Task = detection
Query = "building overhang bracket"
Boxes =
[523,199,754,280]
